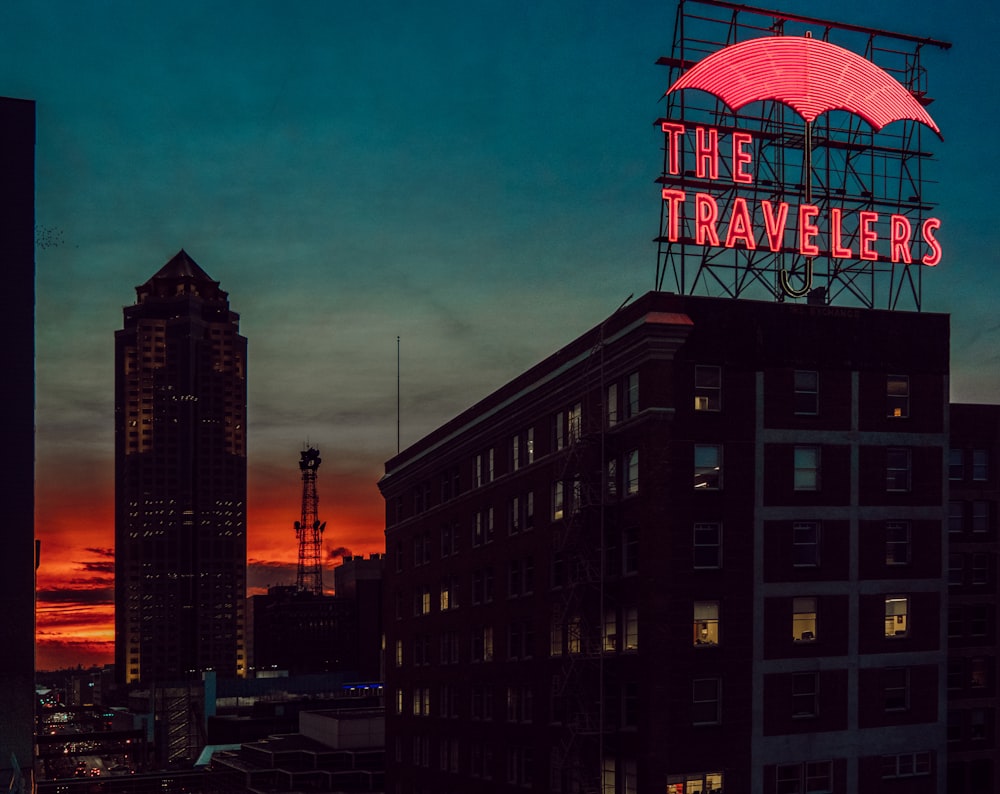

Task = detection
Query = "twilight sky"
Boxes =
[4,0,997,671]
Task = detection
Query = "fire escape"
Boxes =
[550,329,613,794]
[295,447,326,594]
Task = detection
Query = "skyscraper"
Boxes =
[115,250,247,685]
[0,95,36,792]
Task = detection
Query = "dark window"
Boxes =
[793,521,820,567]
[693,522,721,569]
[692,678,720,724]
[949,448,965,480]
[792,672,818,717]
[886,448,911,492]
[886,521,910,565]
[794,370,819,415]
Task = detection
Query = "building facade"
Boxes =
[115,250,247,684]
[947,404,1000,793]
[379,292,949,794]
[0,95,36,789]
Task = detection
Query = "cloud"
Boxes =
[328,546,352,559]
[37,587,113,606]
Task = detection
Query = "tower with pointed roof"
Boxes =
[115,250,247,684]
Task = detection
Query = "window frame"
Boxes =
[693,522,722,569]
[691,677,721,725]
[693,600,720,646]
[886,374,910,418]
[793,369,819,416]
[792,596,818,643]
[694,364,722,412]
[884,595,909,638]
[793,445,821,491]
[886,447,912,492]
[694,444,723,490]
[885,520,911,566]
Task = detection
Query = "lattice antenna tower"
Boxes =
[294,446,326,594]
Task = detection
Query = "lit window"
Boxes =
[624,606,638,651]
[886,447,911,492]
[626,450,639,496]
[692,678,720,725]
[885,596,909,638]
[693,522,721,569]
[885,521,910,566]
[794,370,819,415]
[603,609,617,652]
[395,640,403,667]
[526,428,534,463]
[973,449,989,481]
[793,597,818,642]
[511,434,520,471]
[693,601,719,646]
[793,521,820,567]
[554,412,565,451]
[694,365,721,411]
[794,446,820,491]
[694,444,722,490]
[567,615,581,654]
[883,667,909,711]
[887,374,909,418]
[792,672,818,717]
[666,773,724,794]
[949,448,964,480]
[552,481,564,521]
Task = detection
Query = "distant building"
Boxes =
[248,555,385,681]
[211,707,385,793]
[115,251,247,685]
[379,292,950,793]
[947,404,1000,793]
[0,95,36,789]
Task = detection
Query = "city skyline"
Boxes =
[4,0,997,671]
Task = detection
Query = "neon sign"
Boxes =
[659,122,942,266]
[660,32,944,300]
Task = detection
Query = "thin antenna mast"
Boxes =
[396,336,400,455]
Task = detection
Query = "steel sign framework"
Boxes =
[655,0,951,309]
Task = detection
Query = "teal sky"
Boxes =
[4,1,999,665]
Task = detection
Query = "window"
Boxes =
[552,481,564,521]
[693,522,722,568]
[554,412,565,451]
[883,667,909,710]
[666,773,724,794]
[794,370,819,415]
[623,527,638,574]
[694,444,722,490]
[973,448,989,481]
[626,450,639,496]
[776,761,832,794]
[511,434,520,472]
[395,639,403,667]
[949,501,964,533]
[949,448,964,480]
[568,402,582,443]
[972,500,990,532]
[792,672,818,717]
[694,365,721,411]
[887,374,909,418]
[606,458,618,498]
[881,751,930,779]
[885,596,909,638]
[793,597,818,642]
[693,601,719,646]
[948,553,963,587]
[692,678,720,724]
[885,521,910,566]
[970,657,989,688]
[793,521,820,567]
[606,383,619,427]
[624,606,638,651]
[603,609,617,652]
[794,446,820,491]
[625,372,639,418]
[972,553,990,585]
[886,447,911,492]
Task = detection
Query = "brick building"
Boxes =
[379,291,950,794]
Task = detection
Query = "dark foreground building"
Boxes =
[0,95,35,791]
[947,404,1000,793]
[115,251,248,685]
[380,292,949,794]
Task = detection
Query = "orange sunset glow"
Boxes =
[35,463,387,672]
